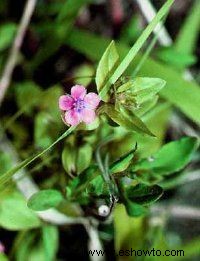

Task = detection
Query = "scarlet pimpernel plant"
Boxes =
[0,0,200,259]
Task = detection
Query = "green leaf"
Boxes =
[96,41,119,99]
[134,79,165,104]
[62,143,93,175]
[126,184,163,205]
[175,0,200,56]
[76,144,93,174]
[119,106,155,137]
[62,143,76,175]
[118,180,146,217]
[124,201,147,217]
[121,182,162,217]
[42,225,59,261]
[156,47,196,68]
[87,175,108,197]
[110,146,137,174]
[0,191,41,230]
[116,79,135,93]
[99,0,174,99]
[0,23,16,51]
[132,137,199,176]
[0,127,75,188]
[159,170,188,190]
[103,104,154,136]
[118,77,166,104]
[73,63,94,86]
[117,77,165,94]
[135,96,158,117]
[115,79,161,116]
[27,189,64,211]
[66,165,99,199]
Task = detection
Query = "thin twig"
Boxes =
[170,113,199,137]
[0,0,37,105]
[152,204,200,220]
[85,220,104,261]
[184,170,200,183]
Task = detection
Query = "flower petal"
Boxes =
[65,110,80,126]
[71,85,86,100]
[59,95,74,111]
[84,92,100,109]
[81,108,96,124]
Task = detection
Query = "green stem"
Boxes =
[95,136,118,200]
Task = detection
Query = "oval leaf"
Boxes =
[96,41,119,99]
[110,145,137,174]
[132,137,199,176]
[76,144,93,174]
[0,192,41,230]
[27,189,64,211]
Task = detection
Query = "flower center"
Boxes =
[74,99,85,112]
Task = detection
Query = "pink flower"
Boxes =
[59,85,100,126]
[0,242,5,253]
